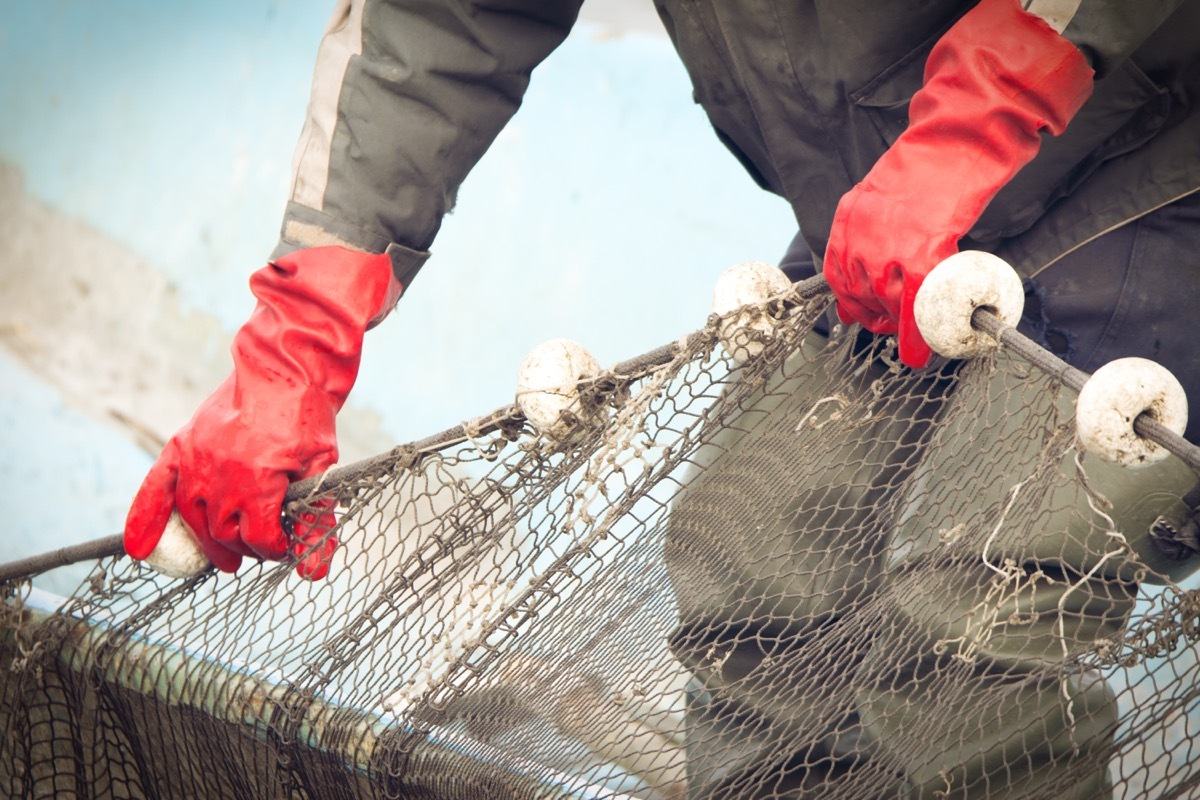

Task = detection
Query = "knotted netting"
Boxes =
[4,273,1200,799]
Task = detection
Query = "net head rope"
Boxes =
[4,255,1200,800]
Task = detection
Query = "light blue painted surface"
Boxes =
[363,27,798,438]
[0,0,332,326]
[0,1,796,562]
[0,351,153,595]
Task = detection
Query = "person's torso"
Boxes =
[654,0,1200,275]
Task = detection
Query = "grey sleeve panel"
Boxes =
[1052,0,1190,77]
[270,208,431,290]
[1023,0,1080,33]
[277,0,582,284]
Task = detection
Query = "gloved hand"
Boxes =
[123,246,401,579]
[823,0,1094,368]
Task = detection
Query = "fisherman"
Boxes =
[123,0,1200,796]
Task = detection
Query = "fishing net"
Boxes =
[4,273,1200,799]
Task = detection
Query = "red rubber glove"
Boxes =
[823,0,1094,368]
[124,246,401,579]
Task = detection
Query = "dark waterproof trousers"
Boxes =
[666,195,1200,798]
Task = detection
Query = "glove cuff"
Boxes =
[237,246,396,412]
[922,0,1094,136]
[865,0,1096,236]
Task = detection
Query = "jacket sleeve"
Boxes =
[272,0,583,288]
[1024,0,1188,76]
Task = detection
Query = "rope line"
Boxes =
[3,272,1198,583]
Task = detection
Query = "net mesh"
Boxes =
[4,289,1200,799]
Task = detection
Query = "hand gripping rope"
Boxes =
[1,252,1197,583]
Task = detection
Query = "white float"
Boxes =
[711,261,792,364]
[143,510,211,578]
[1076,357,1188,467]
[913,251,1025,359]
[516,338,604,442]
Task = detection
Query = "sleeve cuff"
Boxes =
[272,203,432,290]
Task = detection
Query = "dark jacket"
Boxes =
[274,0,1200,285]
[655,0,1200,277]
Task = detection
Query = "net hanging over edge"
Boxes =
[3,258,1200,800]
